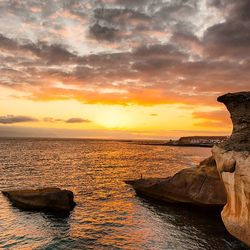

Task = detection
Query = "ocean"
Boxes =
[0,138,246,249]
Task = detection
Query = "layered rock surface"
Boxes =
[126,156,226,207]
[2,187,76,213]
[213,92,250,246]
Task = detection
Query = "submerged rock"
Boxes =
[126,156,226,207]
[2,187,76,213]
[213,91,250,246]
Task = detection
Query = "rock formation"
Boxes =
[2,187,76,213]
[126,91,250,246]
[126,155,226,207]
[212,92,250,246]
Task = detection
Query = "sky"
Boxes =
[0,0,249,139]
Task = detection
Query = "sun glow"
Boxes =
[96,108,132,129]
[0,86,231,138]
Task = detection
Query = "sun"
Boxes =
[96,108,132,129]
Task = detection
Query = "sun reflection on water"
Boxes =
[0,138,242,249]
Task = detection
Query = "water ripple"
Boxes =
[0,138,246,249]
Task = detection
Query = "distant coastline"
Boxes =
[131,136,228,147]
[165,136,228,147]
[0,136,228,148]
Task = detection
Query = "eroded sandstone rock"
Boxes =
[126,156,226,207]
[213,91,250,246]
[217,92,250,151]
[2,187,76,213]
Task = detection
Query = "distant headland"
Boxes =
[166,136,228,147]
[131,136,228,147]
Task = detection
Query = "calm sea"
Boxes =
[0,138,246,249]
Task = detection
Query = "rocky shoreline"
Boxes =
[126,91,250,247]
[125,156,226,207]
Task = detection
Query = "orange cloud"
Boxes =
[193,110,232,128]
[23,84,223,107]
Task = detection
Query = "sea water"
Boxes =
[0,138,246,249]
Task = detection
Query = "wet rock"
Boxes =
[126,156,226,207]
[213,91,250,246]
[2,187,76,213]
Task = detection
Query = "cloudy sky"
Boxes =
[0,0,249,139]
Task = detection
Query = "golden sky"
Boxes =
[1,0,249,139]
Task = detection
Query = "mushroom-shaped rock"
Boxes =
[2,188,76,213]
[217,91,250,151]
[126,156,226,207]
[213,91,250,246]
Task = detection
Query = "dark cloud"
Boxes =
[0,30,249,106]
[43,117,63,122]
[0,115,91,124]
[204,21,250,59]
[89,23,119,41]
[0,0,249,107]
[65,118,92,123]
[43,117,91,123]
[0,34,76,65]
[204,0,250,59]
[25,42,76,63]
[134,44,186,59]
[0,34,18,50]
[0,115,38,124]
[231,0,250,21]
[93,7,150,24]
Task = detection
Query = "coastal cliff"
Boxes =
[212,92,250,246]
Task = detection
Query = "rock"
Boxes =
[2,187,76,213]
[213,91,250,246]
[126,156,226,207]
[217,91,250,152]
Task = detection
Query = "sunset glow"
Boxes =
[1,0,248,139]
